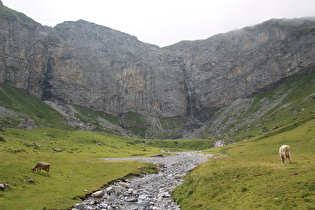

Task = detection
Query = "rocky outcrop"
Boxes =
[17,118,37,129]
[1,3,315,123]
[165,18,315,120]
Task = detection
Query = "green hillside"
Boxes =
[201,72,315,142]
[173,118,315,209]
[0,71,314,209]
[170,72,315,209]
[171,72,315,209]
[0,127,163,209]
[0,82,209,209]
[0,81,195,138]
[0,81,70,130]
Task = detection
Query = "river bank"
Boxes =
[73,151,212,210]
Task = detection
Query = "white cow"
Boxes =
[279,145,291,164]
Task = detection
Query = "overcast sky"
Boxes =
[3,0,315,47]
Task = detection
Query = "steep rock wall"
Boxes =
[1,3,315,122]
[165,18,315,120]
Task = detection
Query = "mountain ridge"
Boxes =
[0,3,315,137]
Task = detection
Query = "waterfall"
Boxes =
[184,79,194,118]
[180,61,195,119]
[187,83,194,118]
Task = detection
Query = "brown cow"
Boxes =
[279,145,291,164]
[32,162,50,173]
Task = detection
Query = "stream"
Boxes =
[72,151,212,210]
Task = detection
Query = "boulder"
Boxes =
[53,148,62,152]
[73,203,87,210]
[118,182,130,188]
[213,140,225,148]
[174,174,186,179]
[106,186,115,194]
[91,190,104,197]
[126,197,138,202]
[106,186,122,195]
[17,118,37,129]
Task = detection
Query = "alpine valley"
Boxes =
[0,1,314,139]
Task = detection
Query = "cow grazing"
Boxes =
[279,145,291,164]
[32,162,50,173]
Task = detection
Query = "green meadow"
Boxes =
[0,73,314,209]
[0,128,162,209]
[173,119,315,209]
[0,127,211,209]
[2,119,313,209]
[1,4,315,209]
[0,81,212,209]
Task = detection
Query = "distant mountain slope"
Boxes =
[1,70,314,140]
[0,2,315,138]
[199,72,315,141]
[0,81,194,139]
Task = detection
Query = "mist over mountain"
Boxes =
[0,2,314,138]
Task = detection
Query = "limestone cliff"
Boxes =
[1,3,315,124]
[164,18,315,120]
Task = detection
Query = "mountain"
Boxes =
[0,2,314,138]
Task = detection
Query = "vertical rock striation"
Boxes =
[1,3,315,122]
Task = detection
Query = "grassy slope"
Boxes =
[0,80,212,209]
[173,119,315,209]
[0,66,314,209]
[0,80,193,139]
[1,4,314,208]
[172,72,315,209]
[0,127,213,209]
[0,82,71,130]
[0,128,162,210]
[72,104,123,134]
[201,72,315,141]
[123,111,192,139]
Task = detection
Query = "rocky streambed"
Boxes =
[73,151,212,210]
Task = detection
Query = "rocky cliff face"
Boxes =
[1,3,315,123]
[165,18,315,120]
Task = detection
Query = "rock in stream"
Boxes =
[73,151,212,210]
